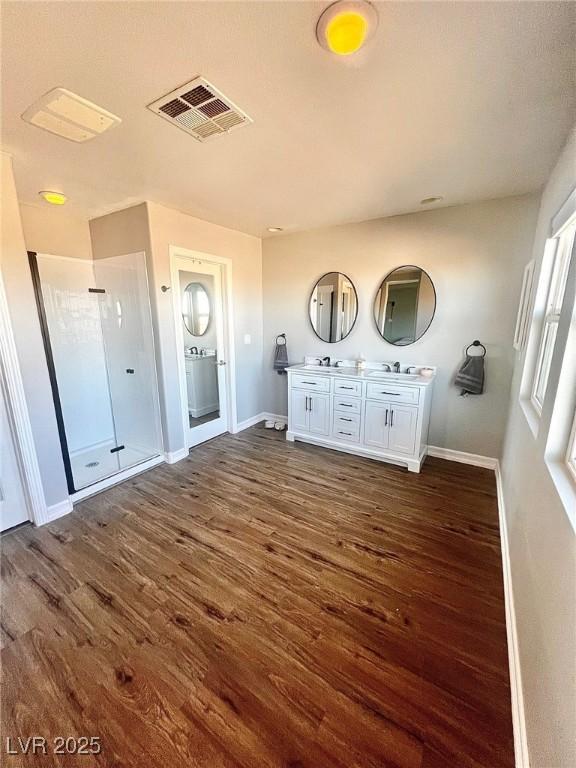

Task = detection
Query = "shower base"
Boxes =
[70,442,153,491]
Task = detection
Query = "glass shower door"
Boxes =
[32,252,162,493]
[94,252,162,472]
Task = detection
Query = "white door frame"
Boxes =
[0,271,47,526]
[383,278,420,341]
[169,246,237,448]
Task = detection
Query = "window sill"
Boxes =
[545,456,576,534]
[520,396,540,439]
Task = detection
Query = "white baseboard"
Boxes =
[164,448,189,464]
[233,412,266,432]
[262,412,287,424]
[495,463,529,768]
[45,499,73,524]
[233,412,288,433]
[427,445,498,470]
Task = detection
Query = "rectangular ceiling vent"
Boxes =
[147,77,252,142]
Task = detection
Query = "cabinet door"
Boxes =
[291,390,309,432]
[363,401,390,449]
[308,393,330,436]
[388,404,418,455]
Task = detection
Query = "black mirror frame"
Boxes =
[373,265,436,346]
[308,271,359,344]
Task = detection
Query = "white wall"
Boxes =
[263,195,539,457]
[19,203,93,260]
[0,152,69,506]
[501,129,576,768]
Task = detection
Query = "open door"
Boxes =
[0,380,30,531]
[172,256,230,448]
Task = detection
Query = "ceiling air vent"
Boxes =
[147,77,251,142]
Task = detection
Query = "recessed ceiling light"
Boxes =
[22,88,121,143]
[316,1,378,56]
[39,190,67,205]
[420,196,444,205]
[267,227,283,233]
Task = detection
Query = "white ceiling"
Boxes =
[1,1,574,236]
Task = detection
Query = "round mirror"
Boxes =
[374,266,436,345]
[309,272,358,343]
[182,282,211,336]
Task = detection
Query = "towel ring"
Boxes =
[275,333,287,345]
[466,340,486,357]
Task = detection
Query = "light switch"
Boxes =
[244,334,251,345]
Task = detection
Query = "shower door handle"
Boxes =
[126,369,135,374]
[216,360,227,366]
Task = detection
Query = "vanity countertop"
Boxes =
[287,363,435,386]
[185,353,216,361]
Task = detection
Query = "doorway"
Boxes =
[171,251,234,449]
[384,279,420,345]
[0,378,30,532]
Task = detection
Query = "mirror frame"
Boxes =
[182,281,211,337]
[373,265,436,346]
[309,271,359,344]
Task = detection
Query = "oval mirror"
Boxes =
[374,266,436,345]
[182,282,211,336]
[309,272,358,343]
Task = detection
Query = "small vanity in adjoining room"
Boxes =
[185,352,218,419]
[286,360,435,472]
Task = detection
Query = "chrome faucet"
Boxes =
[322,356,331,367]
[381,363,392,372]
[406,365,417,374]
[393,361,401,373]
[334,360,344,368]
[189,346,198,355]
[316,358,323,366]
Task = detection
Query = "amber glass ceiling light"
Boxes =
[39,190,67,205]
[316,1,378,56]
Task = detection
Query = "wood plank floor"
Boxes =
[1,426,513,767]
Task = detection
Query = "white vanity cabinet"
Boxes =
[185,354,218,418]
[287,365,434,472]
[290,389,330,435]
[290,373,331,436]
[364,401,418,454]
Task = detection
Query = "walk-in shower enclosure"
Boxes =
[30,251,162,493]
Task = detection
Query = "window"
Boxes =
[530,225,575,414]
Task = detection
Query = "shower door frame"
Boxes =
[28,251,164,498]
[28,251,76,493]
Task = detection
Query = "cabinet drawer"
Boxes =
[333,395,361,414]
[333,411,360,430]
[366,382,420,405]
[332,413,360,442]
[333,379,362,397]
[291,373,331,393]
